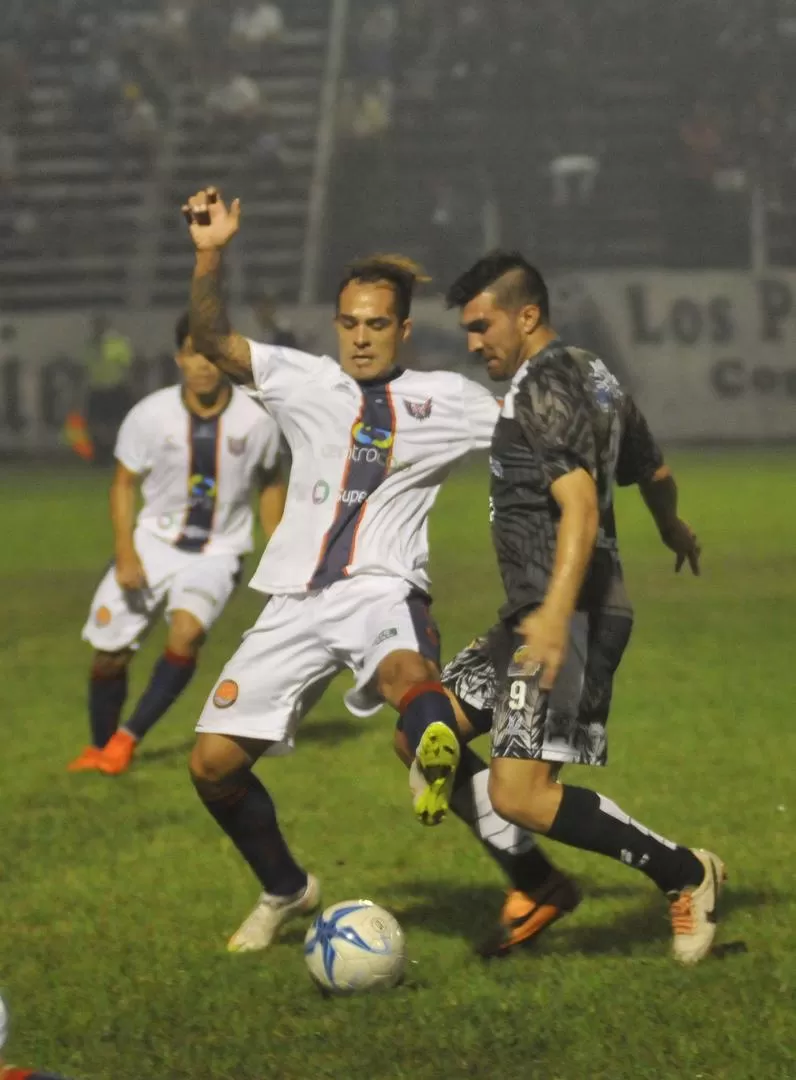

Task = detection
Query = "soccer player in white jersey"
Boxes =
[68,313,285,777]
[180,186,565,955]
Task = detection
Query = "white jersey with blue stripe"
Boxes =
[114,384,281,557]
[246,341,499,596]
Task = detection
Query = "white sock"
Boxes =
[451,769,536,855]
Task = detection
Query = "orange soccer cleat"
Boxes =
[95,730,137,775]
[478,870,581,958]
[67,746,105,772]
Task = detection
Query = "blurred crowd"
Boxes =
[2,0,287,149]
[2,0,795,295]
[337,0,796,274]
[0,0,291,259]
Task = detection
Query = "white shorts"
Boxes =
[196,575,441,754]
[81,529,242,652]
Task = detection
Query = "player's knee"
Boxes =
[377,651,438,709]
[189,739,238,796]
[393,724,412,766]
[488,770,549,832]
[91,649,132,679]
[168,611,206,657]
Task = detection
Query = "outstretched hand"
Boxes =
[660,517,701,575]
[182,186,241,251]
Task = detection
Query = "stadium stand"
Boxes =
[323,0,795,291]
[1,0,329,312]
[1,0,794,312]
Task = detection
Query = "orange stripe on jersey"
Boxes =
[308,378,396,590]
[307,395,366,589]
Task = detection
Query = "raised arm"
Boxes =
[183,186,252,383]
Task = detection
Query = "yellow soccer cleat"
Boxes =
[411,722,461,825]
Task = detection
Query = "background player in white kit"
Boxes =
[181,187,564,955]
[68,313,285,777]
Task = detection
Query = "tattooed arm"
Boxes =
[190,250,252,381]
[184,186,252,381]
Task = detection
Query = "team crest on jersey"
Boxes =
[404,397,433,421]
[333,381,357,397]
[95,606,112,627]
[213,679,239,708]
[227,435,247,456]
[588,358,622,410]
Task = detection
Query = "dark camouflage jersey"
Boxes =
[489,339,663,621]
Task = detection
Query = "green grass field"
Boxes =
[1,453,794,1080]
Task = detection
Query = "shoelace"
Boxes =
[669,893,696,934]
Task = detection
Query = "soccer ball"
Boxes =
[304,900,406,994]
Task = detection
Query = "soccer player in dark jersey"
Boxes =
[438,440,701,955]
[411,251,724,965]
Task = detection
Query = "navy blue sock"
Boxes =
[199,771,308,896]
[89,669,128,748]
[124,649,196,742]
[398,680,459,755]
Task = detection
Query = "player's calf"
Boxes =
[95,611,204,774]
[380,654,462,825]
[190,733,318,951]
[68,649,132,772]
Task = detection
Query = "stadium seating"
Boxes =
[1,0,792,312]
[1,0,330,312]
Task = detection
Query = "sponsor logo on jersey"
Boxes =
[213,679,239,708]
[322,443,405,469]
[312,480,330,504]
[352,421,394,450]
[95,605,112,627]
[189,473,217,505]
[489,456,504,478]
[227,435,247,456]
[373,627,398,647]
[338,489,366,506]
[404,397,433,420]
[162,435,180,452]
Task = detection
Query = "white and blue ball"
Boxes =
[304,900,406,994]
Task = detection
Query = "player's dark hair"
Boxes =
[336,254,430,324]
[175,312,191,350]
[445,251,550,321]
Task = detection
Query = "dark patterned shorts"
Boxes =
[441,610,633,766]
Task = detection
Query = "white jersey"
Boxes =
[115,384,281,557]
[247,342,499,595]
